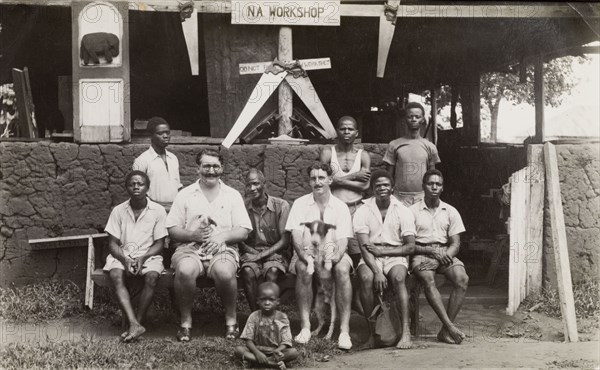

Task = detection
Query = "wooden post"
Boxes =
[85,236,95,309]
[526,144,544,295]
[278,26,293,136]
[534,57,545,144]
[430,86,438,146]
[11,67,38,138]
[544,142,578,342]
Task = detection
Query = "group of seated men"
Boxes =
[104,108,469,358]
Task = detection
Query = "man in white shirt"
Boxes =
[133,117,182,212]
[410,169,469,344]
[285,163,354,350]
[167,149,252,342]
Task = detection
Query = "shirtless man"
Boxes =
[320,116,371,266]
[384,103,440,206]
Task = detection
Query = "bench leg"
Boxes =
[85,236,95,310]
[409,278,421,336]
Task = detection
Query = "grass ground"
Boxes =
[1,279,599,369]
[0,280,338,369]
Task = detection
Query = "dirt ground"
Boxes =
[1,300,598,369]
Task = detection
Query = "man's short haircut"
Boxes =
[147,116,169,135]
[307,162,333,176]
[337,116,357,129]
[370,169,394,188]
[246,168,265,183]
[258,281,280,298]
[196,149,223,165]
[125,170,150,187]
[423,168,444,184]
[405,102,426,117]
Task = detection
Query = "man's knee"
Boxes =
[453,271,469,290]
[334,260,351,277]
[390,270,407,286]
[109,269,125,285]
[175,260,200,281]
[240,266,256,282]
[357,267,373,287]
[144,272,159,288]
[212,263,237,282]
[265,267,280,282]
[416,271,437,287]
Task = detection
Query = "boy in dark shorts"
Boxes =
[234,282,299,369]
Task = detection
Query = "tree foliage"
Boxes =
[480,56,589,141]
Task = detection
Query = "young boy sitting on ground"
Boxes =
[235,282,299,369]
[104,170,167,342]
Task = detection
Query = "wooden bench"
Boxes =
[29,233,429,334]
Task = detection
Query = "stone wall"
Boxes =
[543,143,600,288]
[1,141,596,287]
[0,142,388,286]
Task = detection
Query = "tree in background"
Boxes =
[480,56,589,143]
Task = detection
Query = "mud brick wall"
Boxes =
[1,142,595,287]
[0,142,387,286]
[543,143,600,288]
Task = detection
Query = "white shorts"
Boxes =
[357,256,408,275]
[103,255,164,275]
[289,252,354,275]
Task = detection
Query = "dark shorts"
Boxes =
[241,253,289,278]
[410,254,464,274]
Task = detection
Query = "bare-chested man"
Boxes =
[320,116,371,267]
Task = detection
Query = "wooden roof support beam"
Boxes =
[0,1,591,18]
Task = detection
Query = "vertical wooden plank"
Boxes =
[526,144,545,295]
[11,68,38,138]
[376,0,399,78]
[85,236,95,310]
[519,168,529,304]
[544,142,579,342]
[278,26,294,136]
[534,57,544,144]
[507,174,517,315]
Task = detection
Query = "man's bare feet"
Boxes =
[123,323,146,342]
[396,331,413,349]
[120,330,129,339]
[359,335,376,351]
[277,360,286,370]
[436,329,455,344]
[438,325,465,344]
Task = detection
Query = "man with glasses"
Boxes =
[166,149,252,342]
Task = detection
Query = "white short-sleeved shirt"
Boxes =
[133,147,182,207]
[285,193,353,247]
[409,200,465,244]
[353,196,416,245]
[105,198,168,258]
[166,180,252,244]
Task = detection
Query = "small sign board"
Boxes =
[231,0,341,26]
[239,58,331,75]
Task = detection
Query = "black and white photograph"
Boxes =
[0,0,598,368]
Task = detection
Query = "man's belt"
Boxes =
[345,199,363,207]
[416,242,448,247]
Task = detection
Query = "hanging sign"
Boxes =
[231,0,341,26]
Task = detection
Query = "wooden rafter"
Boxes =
[0,1,591,19]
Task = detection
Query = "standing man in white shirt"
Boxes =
[133,117,182,212]
[285,163,355,350]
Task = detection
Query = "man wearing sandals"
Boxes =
[166,149,252,341]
